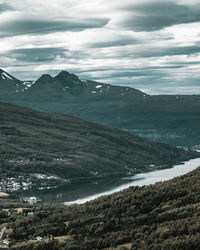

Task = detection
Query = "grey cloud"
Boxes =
[86,69,168,81]
[170,61,200,66]
[106,45,200,59]
[0,3,13,13]
[76,65,183,75]
[7,47,90,63]
[7,47,68,62]
[120,1,200,31]
[0,17,109,37]
[89,37,138,48]
[139,45,200,58]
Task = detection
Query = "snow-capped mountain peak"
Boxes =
[0,70,15,81]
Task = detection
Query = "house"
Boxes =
[3,239,10,246]
[23,197,38,204]
[34,236,44,242]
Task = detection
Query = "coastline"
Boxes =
[64,157,200,205]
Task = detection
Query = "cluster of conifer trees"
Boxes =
[0,166,199,249]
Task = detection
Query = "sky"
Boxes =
[0,0,200,94]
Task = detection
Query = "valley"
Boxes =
[1,164,200,249]
[0,69,199,249]
[1,102,198,197]
[1,0,200,248]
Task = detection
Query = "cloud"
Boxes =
[7,47,68,62]
[1,0,200,94]
[97,45,200,60]
[88,37,139,48]
[136,45,200,58]
[115,1,200,31]
[0,3,12,13]
[0,16,109,37]
[74,65,184,80]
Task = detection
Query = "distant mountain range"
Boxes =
[0,102,197,186]
[0,68,200,146]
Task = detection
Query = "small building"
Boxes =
[34,236,44,242]
[23,197,38,204]
[3,239,10,246]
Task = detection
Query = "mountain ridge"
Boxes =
[0,68,147,96]
[0,68,199,146]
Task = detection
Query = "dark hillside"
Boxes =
[0,69,199,146]
[3,165,200,249]
[0,102,196,182]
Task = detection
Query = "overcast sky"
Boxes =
[0,0,200,94]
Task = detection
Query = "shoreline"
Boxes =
[64,157,200,205]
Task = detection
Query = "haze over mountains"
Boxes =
[0,68,199,146]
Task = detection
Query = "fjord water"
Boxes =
[19,158,200,204]
[64,158,200,204]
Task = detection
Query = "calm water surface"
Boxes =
[18,158,200,204]
[65,158,200,204]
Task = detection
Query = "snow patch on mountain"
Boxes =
[1,72,14,81]
[23,81,35,88]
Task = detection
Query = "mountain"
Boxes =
[25,70,145,101]
[0,69,200,146]
[55,71,83,88]
[0,69,23,94]
[31,71,83,91]
[0,69,16,81]
[0,102,196,187]
[2,164,200,249]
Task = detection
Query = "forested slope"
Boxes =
[2,166,200,249]
[0,102,194,181]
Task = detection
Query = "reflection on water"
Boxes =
[17,177,130,203]
[65,158,200,204]
[17,158,200,204]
